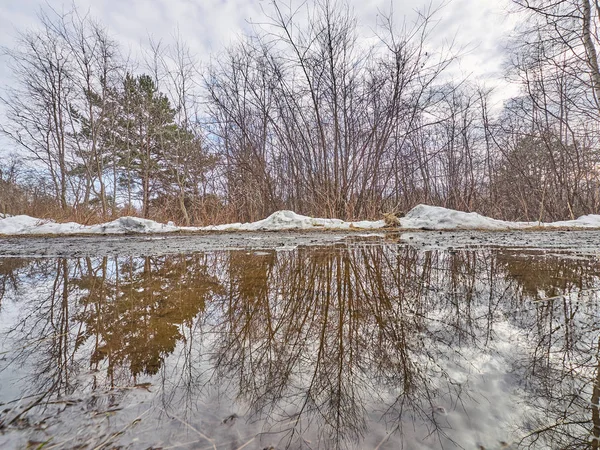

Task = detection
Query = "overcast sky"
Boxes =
[0,0,518,85]
[0,0,521,162]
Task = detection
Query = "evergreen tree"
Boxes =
[113,74,179,218]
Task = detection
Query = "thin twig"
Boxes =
[374,423,400,450]
[157,407,217,450]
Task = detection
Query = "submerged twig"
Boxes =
[157,407,217,450]
[533,287,600,303]
[374,423,400,450]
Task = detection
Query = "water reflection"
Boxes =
[0,244,599,449]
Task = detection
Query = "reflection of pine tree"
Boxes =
[74,255,223,379]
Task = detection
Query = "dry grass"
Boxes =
[382,212,401,227]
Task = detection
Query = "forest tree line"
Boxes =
[1,0,600,224]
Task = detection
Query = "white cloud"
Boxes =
[0,0,519,156]
[0,0,515,76]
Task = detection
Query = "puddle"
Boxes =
[0,239,599,449]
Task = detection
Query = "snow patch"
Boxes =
[0,210,385,236]
[547,214,600,229]
[201,210,385,231]
[0,215,48,234]
[89,216,181,234]
[1,205,600,236]
[400,204,600,230]
[401,205,512,230]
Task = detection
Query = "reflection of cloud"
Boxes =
[2,246,598,448]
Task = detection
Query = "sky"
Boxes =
[0,0,520,156]
[0,0,519,83]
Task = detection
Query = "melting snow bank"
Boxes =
[200,210,385,231]
[1,206,600,236]
[0,215,182,236]
[401,205,511,230]
[0,210,385,236]
[401,204,600,230]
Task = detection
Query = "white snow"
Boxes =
[200,210,385,231]
[0,205,599,236]
[0,210,385,236]
[88,216,182,234]
[400,204,600,230]
[0,215,48,234]
[400,205,512,230]
[546,214,600,228]
[0,215,181,235]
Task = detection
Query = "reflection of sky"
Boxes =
[0,298,29,402]
[0,246,598,449]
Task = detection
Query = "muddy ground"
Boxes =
[0,229,599,257]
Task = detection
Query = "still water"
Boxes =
[0,237,599,449]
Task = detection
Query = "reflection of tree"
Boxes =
[2,255,222,399]
[497,249,600,449]
[207,246,600,448]
[1,245,600,449]
[0,258,30,308]
[592,342,600,450]
[497,249,600,301]
[213,248,371,447]
[75,255,223,380]
[512,318,600,449]
[1,259,81,401]
[210,246,523,448]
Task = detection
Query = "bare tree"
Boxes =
[1,11,75,211]
[55,11,122,217]
[499,0,600,219]
[205,0,457,221]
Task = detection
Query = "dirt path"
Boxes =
[1,230,599,257]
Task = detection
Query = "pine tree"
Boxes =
[112,74,178,218]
